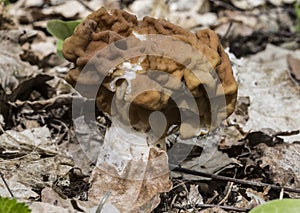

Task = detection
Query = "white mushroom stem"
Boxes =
[88,117,171,212]
[96,118,152,178]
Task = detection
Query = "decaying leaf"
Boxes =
[42,0,89,18]
[41,187,74,210]
[230,0,296,9]
[230,44,300,143]
[0,176,39,200]
[0,126,59,155]
[87,147,172,212]
[0,125,74,202]
[231,0,265,10]
[179,184,204,207]
[172,133,238,180]
[30,202,70,213]
[256,142,300,190]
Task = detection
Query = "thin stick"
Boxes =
[75,0,94,11]
[174,203,249,212]
[218,168,237,205]
[172,166,300,194]
[209,0,237,10]
[221,21,233,42]
[218,181,234,205]
[0,172,14,197]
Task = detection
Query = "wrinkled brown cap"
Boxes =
[63,7,238,139]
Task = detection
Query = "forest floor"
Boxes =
[0,0,300,212]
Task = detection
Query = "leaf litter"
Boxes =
[0,0,300,212]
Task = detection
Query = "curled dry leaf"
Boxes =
[287,54,300,84]
[0,30,39,94]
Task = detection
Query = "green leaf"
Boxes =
[0,0,10,6]
[46,19,81,40]
[47,19,82,59]
[0,197,31,213]
[56,39,64,59]
[250,199,300,213]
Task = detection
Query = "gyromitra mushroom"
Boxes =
[63,7,237,212]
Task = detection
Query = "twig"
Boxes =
[218,168,236,205]
[219,181,234,205]
[169,194,178,211]
[172,166,300,194]
[0,172,14,197]
[52,119,70,145]
[208,0,237,10]
[275,130,300,137]
[173,203,249,212]
[0,123,5,134]
[206,190,219,204]
[75,0,94,12]
[221,21,233,42]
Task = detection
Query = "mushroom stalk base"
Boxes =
[88,119,172,212]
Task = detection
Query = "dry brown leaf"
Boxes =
[256,142,300,190]
[41,187,74,209]
[287,54,300,84]
[172,134,238,180]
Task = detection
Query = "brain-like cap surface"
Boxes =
[63,7,238,139]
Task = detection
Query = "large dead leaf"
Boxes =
[229,44,300,143]
[87,148,171,212]
[171,132,238,180]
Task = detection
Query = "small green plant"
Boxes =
[249,198,300,213]
[295,0,300,32]
[0,0,10,6]
[46,19,82,58]
[0,197,31,213]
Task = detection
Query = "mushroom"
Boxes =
[63,7,238,212]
